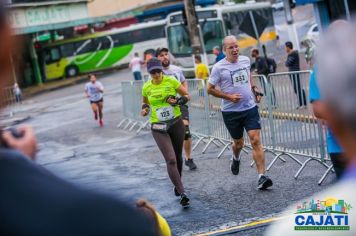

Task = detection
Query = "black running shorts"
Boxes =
[90,98,103,104]
[222,106,261,140]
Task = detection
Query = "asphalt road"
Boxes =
[7,68,336,235]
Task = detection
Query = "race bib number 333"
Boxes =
[156,106,174,121]
[231,70,248,87]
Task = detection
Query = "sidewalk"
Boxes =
[22,75,88,98]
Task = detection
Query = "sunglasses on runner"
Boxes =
[149,69,162,75]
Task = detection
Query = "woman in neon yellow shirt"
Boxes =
[141,58,190,208]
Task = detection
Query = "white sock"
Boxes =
[233,153,241,161]
[258,174,264,179]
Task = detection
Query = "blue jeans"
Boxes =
[133,71,142,81]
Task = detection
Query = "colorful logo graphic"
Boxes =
[294,198,352,231]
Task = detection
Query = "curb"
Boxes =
[23,76,88,98]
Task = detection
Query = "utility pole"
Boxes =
[283,0,300,51]
[183,0,203,55]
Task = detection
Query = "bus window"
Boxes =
[60,44,75,57]
[167,25,192,56]
[200,20,224,53]
[222,11,246,36]
[75,39,95,55]
[45,47,61,64]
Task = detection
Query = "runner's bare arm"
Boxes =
[207,83,241,103]
[176,85,190,101]
[250,74,262,103]
[181,80,188,91]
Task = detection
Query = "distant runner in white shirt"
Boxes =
[129,52,143,81]
[207,35,273,190]
[85,74,104,127]
[156,47,197,171]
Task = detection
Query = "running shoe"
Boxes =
[180,193,190,208]
[94,112,98,120]
[99,120,104,127]
[185,159,197,170]
[230,157,240,175]
[258,175,273,190]
[173,187,180,197]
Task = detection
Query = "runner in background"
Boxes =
[156,48,197,171]
[141,58,190,208]
[85,74,104,127]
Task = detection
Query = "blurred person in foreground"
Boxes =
[136,199,171,236]
[265,21,356,236]
[0,4,155,235]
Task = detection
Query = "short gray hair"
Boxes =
[213,46,220,51]
[317,20,356,132]
[222,35,237,47]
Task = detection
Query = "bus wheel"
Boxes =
[65,66,79,78]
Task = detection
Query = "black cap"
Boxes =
[155,47,169,57]
[146,57,163,73]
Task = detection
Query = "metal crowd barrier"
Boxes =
[118,72,333,184]
[117,81,149,133]
[265,71,331,184]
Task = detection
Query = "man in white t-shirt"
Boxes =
[156,47,197,171]
[207,35,273,190]
[85,74,104,127]
[129,52,143,81]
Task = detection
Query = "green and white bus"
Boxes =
[166,2,277,77]
[41,20,166,80]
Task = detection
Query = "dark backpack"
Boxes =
[266,57,277,74]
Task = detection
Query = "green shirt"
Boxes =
[142,75,182,123]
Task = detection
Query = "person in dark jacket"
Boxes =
[251,48,276,106]
[0,3,155,236]
[285,41,307,108]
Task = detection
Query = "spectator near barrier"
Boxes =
[13,83,22,103]
[213,45,225,63]
[285,41,307,109]
[251,47,277,106]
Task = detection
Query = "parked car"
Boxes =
[307,23,319,42]
[272,0,284,11]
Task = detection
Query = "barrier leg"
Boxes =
[136,120,149,134]
[318,165,334,185]
[217,142,232,159]
[295,158,333,180]
[266,152,302,171]
[117,119,128,128]
[202,137,216,154]
[250,149,285,167]
[124,120,133,130]
[192,136,206,151]
[129,121,138,131]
